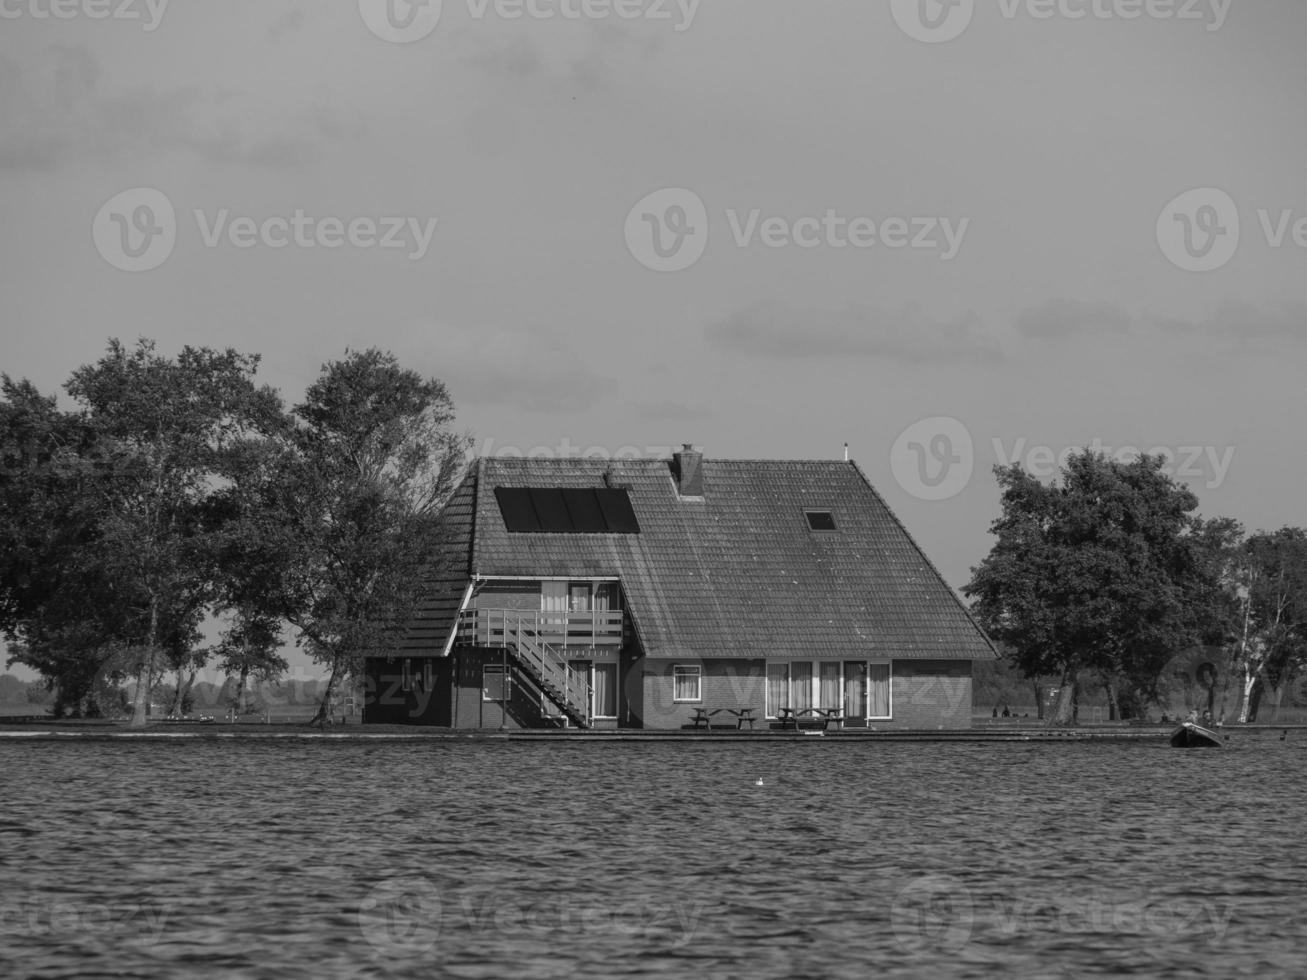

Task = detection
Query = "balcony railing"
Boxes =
[457,607,626,650]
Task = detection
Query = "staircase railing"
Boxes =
[458,608,604,726]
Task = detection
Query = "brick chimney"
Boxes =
[673,444,704,497]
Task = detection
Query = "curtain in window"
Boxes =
[819,662,841,711]
[869,663,891,717]
[674,667,700,702]
[541,582,567,628]
[791,661,814,712]
[766,663,789,717]
[593,584,618,611]
[594,663,617,717]
[844,662,866,720]
[569,583,592,612]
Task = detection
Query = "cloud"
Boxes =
[459,19,664,94]
[1150,301,1307,344]
[626,399,712,421]
[423,322,617,414]
[704,302,1001,364]
[1016,298,1134,338]
[267,7,306,44]
[0,45,358,173]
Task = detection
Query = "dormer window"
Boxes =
[805,511,837,531]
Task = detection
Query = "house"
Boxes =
[362,446,997,730]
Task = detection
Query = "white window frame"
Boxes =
[592,662,619,719]
[867,660,893,721]
[765,660,893,721]
[672,665,702,703]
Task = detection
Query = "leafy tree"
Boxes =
[214,608,287,718]
[0,341,283,727]
[966,452,1216,726]
[229,349,469,727]
[1232,528,1307,722]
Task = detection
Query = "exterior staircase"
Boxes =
[458,609,600,727]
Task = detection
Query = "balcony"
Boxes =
[456,607,626,650]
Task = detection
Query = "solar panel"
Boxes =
[530,489,571,532]
[596,489,640,533]
[494,487,640,533]
[562,489,607,532]
[495,488,540,531]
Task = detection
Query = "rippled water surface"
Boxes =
[2,733,1305,979]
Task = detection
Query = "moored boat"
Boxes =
[1170,722,1223,748]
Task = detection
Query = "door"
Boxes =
[593,662,617,719]
[567,660,591,721]
[844,661,868,727]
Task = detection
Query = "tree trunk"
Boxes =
[169,669,186,717]
[1048,672,1078,728]
[309,662,341,728]
[1247,677,1264,724]
[1032,679,1044,721]
[1102,675,1119,722]
[235,664,251,718]
[1238,666,1257,724]
[179,669,196,716]
[128,596,160,728]
[1269,682,1286,723]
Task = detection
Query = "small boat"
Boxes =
[1170,722,1223,748]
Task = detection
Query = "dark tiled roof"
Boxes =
[398,470,476,653]
[415,456,994,661]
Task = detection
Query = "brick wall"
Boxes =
[881,659,973,730]
[637,657,974,731]
[638,658,767,730]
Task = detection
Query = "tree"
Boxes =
[214,609,287,718]
[965,452,1215,726]
[0,341,283,727]
[1232,528,1307,723]
[230,350,469,727]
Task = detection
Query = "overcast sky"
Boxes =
[3,0,1305,678]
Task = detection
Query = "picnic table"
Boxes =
[777,707,845,731]
[689,707,758,730]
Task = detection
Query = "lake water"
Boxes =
[2,733,1305,979]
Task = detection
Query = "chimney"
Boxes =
[673,443,704,497]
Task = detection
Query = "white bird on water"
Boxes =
[755,777,765,787]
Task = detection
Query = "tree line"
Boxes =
[0,339,468,726]
[965,453,1307,726]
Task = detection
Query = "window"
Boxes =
[673,665,702,703]
[569,583,592,612]
[806,511,837,531]
[482,665,511,702]
[868,663,892,719]
[766,660,892,720]
[766,662,789,717]
[594,663,618,718]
